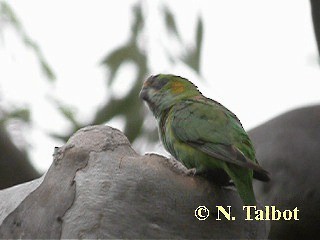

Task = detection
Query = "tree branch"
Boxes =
[0,125,268,239]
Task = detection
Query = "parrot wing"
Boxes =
[171,99,270,180]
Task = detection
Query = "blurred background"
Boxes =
[1,0,320,238]
[0,0,319,181]
[1,0,319,177]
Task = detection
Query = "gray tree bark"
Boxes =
[0,125,268,239]
[250,105,320,239]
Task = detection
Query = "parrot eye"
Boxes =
[145,75,169,90]
[153,78,169,90]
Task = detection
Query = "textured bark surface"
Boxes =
[0,125,268,239]
[250,105,320,239]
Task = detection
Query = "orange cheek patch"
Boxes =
[172,82,185,94]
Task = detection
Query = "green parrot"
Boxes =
[139,74,270,205]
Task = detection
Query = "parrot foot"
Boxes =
[185,168,197,176]
[221,183,235,190]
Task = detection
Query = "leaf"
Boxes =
[52,99,80,129]
[92,78,146,142]
[196,17,203,56]
[0,107,30,126]
[0,2,56,81]
[181,17,203,74]
[101,44,135,86]
[101,2,146,87]
[0,2,22,31]
[8,108,30,122]
[48,132,69,142]
[162,5,181,41]
[40,60,56,81]
[130,3,144,41]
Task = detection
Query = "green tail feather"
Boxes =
[236,181,256,206]
[224,165,256,206]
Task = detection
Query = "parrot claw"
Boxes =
[221,184,235,190]
[185,168,197,176]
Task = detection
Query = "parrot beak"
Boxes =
[139,87,149,101]
[140,75,158,102]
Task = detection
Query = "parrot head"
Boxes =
[140,74,201,118]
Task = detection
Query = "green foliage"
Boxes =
[162,6,203,74]
[181,17,203,74]
[52,2,204,144]
[0,107,30,126]
[0,1,204,147]
[98,3,148,142]
[0,1,55,81]
[163,5,181,42]
[54,100,80,128]
[0,1,55,132]
[95,2,204,144]
[0,1,57,169]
